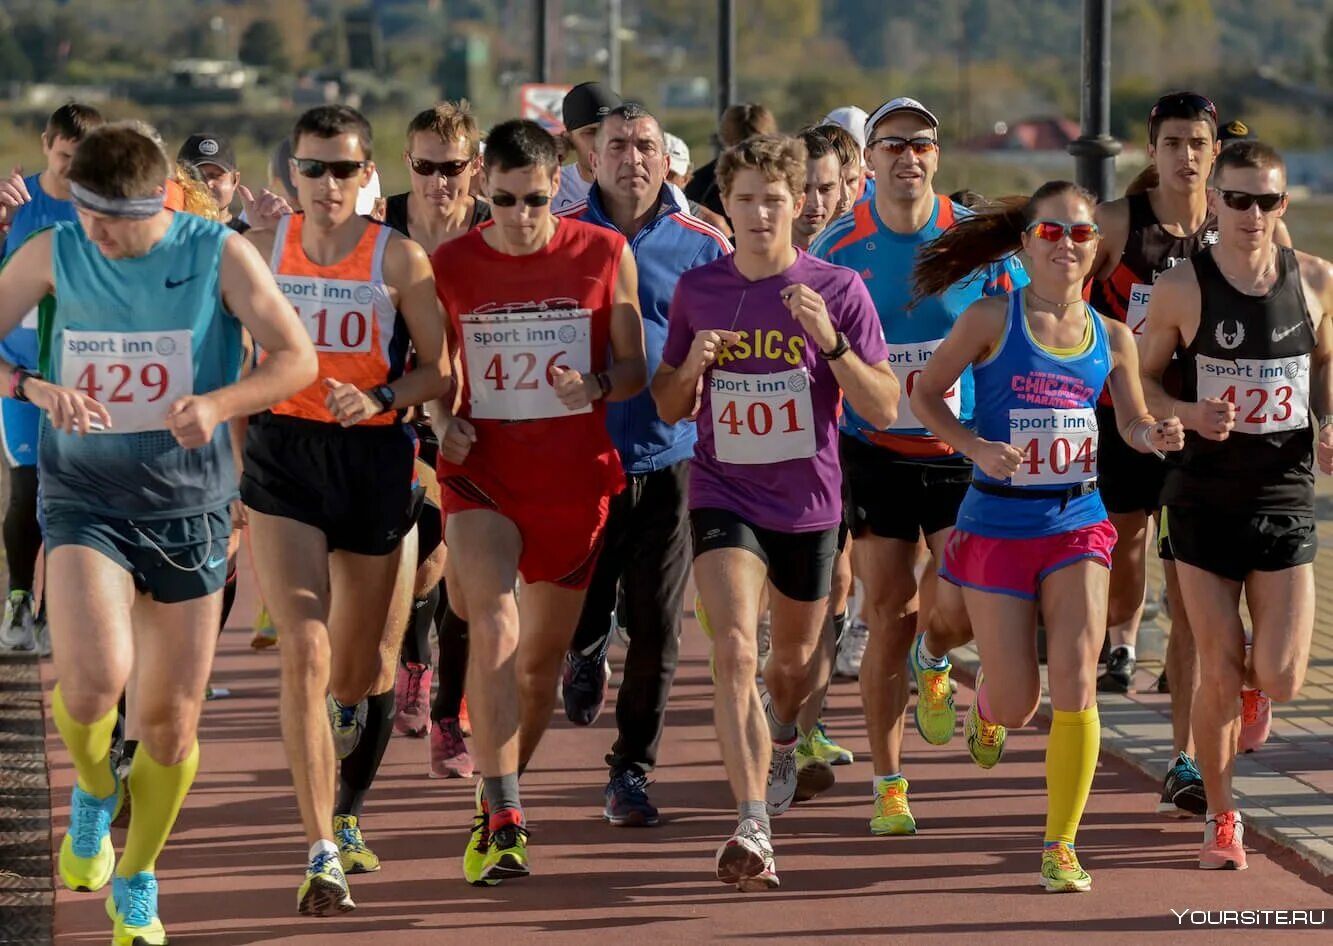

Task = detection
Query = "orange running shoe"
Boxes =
[1239,689,1271,753]
[1199,810,1247,870]
[459,695,471,736]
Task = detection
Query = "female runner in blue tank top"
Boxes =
[909,181,1184,892]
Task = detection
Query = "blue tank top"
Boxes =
[956,291,1111,539]
[0,174,78,369]
[38,213,243,519]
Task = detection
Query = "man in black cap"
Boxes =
[1219,119,1255,146]
[177,133,247,232]
[552,81,622,214]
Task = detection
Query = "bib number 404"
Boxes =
[1016,435,1095,478]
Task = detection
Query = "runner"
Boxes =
[555,103,730,826]
[684,103,778,220]
[819,106,874,208]
[1140,140,1333,871]
[810,97,1026,835]
[240,104,451,913]
[654,134,896,890]
[177,133,248,233]
[0,122,316,945]
[553,82,622,214]
[0,103,104,655]
[430,118,645,884]
[809,122,863,222]
[911,179,1183,892]
[1088,91,1220,816]
[791,130,842,252]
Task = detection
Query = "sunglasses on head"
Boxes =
[1148,92,1218,127]
[1216,189,1285,213]
[408,156,471,178]
[868,136,938,156]
[292,158,367,180]
[490,192,552,208]
[1026,220,1101,243]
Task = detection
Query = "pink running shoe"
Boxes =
[1239,689,1271,753]
[1199,810,1247,870]
[430,717,474,779]
[394,663,432,738]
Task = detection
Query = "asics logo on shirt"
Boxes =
[165,274,200,289]
[1272,324,1303,343]
[712,329,807,368]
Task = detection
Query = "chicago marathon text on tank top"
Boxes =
[1163,246,1316,513]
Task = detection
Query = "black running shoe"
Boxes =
[1157,752,1207,817]
[1096,646,1135,693]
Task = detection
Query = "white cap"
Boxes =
[864,97,940,141]
[663,132,691,177]
[355,168,381,216]
[822,106,869,149]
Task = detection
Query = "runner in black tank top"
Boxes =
[1139,140,1333,873]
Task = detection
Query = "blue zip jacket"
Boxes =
[561,183,731,474]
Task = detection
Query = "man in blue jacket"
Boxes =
[558,102,731,825]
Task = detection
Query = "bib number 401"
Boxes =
[716,398,804,437]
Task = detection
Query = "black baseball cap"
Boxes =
[178,133,237,173]
[562,82,622,131]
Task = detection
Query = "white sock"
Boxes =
[1114,644,1136,662]
[310,838,338,862]
[917,634,948,669]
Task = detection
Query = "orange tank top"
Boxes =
[266,214,407,425]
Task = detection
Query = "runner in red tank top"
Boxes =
[430,119,645,886]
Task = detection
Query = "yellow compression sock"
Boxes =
[51,683,118,798]
[118,741,200,877]
[1044,706,1100,845]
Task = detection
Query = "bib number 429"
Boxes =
[73,362,170,404]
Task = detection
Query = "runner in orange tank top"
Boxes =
[238,105,451,917]
[430,119,645,886]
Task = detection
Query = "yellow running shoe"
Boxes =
[694,594,717,683]
[106,872,167,946]
[463,781,496,886]
[59,776,121,892]
[808,720,853,765]
[1039,841,1092,892]
[297,847,355,915]
[870,776,917,835]
[909,633,957,745]
[964,676,1007,769]
[481,816,530,882]
[793,738,835,803]
[333,814,380,873]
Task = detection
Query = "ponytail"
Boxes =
[1125,164,1158,196]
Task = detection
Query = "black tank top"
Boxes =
[382,192,492,241]
[1163,246,1315,513]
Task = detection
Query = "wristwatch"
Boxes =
[368,384,396,413]
[818,332,850,361]
[1319,414,1333,431]
[595,371,612,399]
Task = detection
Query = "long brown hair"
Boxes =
[1125,164,1158,196]
[911,180,1096,303]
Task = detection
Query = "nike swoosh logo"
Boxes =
[165,274,200,289]
[1272,324,1302,342]
[206,556,228,569]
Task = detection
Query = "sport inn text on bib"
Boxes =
[709,367,816,465]
[885,339,959,430]
[1009,407,1098,486]
[462,305,593,421]
[62,329,193,434]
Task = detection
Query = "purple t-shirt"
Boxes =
[662,250,889,532]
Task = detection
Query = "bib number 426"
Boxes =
[481,351,570,391]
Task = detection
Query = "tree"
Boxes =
[0,31,33,83]
[239,18,289,71]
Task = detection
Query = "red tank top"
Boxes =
[432,218,626,502]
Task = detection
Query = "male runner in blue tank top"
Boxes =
[0,123,316,946]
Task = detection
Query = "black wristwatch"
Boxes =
[818,332,850,361]
[595,371,612,399]
[368,384,396,413]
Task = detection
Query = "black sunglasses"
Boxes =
[292,158,367,180]
[1217,189,1285,213]
[868,136,938,156]
[408,156,471,178]
[1148,92,1218,127]
[490,192,552,208]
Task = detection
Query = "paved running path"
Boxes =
[42,570,1332,944]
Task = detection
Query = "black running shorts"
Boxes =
[690,506,839,602]
[1163,506,1317,582]
[840,433,970,543]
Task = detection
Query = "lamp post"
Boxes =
[717,0,736,117]
[1067,0,1121,200]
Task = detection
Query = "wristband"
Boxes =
[9,368,33,402]
[596,371,612,398]
[1319,414,1333,431]
[818,332,850,361]
[1137,420,1165,459]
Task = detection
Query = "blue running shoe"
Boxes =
[106,871,166,945]
[1158,752,1207,818]
[604,765,659,826]
[59,770,121,892]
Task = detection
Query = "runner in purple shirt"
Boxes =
[652,135,896,892]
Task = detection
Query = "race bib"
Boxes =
[62,329,193,434]
[884,339,959,430]
[276,275,386,353]
[1196,353,1310,436]
[709,368,815,465]
[1126,283,1152,336]
[461,307,592,420]
[1009,407,1098,486]
[20,306,38,330]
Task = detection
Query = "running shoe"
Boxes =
[458,696,471,736]
[482,815,530,882]
[1155,668,1170,693]
[1199,810,1247,870]
[327,694,366,760]
[808,719,853,765]
[333,814,380,873]
[59,771,121,892]
[1157,752,1207,817]
[110,744,133,830]
[909,633,956,745]
[1039,841,1092,892]
[834,618,868,678]
[715,818,779,891]
[562,638,612,726]
[34,609,51,658]
[1239,689,1272,753]
[250,604,277,650]
[394,662,432,737]
[430,717,474,779]
[766,735,799,815]
[870,776,916,835]
[0,590,36,653]
[793,739,835,803]
[463,782,495,886]
[297,848,356,915]
[1096,645,1135,693]
[964,678,1007,769]
[604,764,659,826]
[106,871,166,946]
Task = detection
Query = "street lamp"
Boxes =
[1068,0,1122,200]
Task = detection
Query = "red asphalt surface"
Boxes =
[41,570,1332,945]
